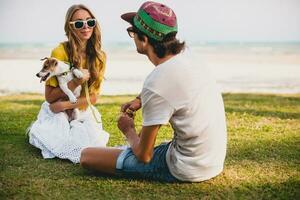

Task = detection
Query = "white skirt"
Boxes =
[28,101,109,163]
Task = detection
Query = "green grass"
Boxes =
[0,93,299,200]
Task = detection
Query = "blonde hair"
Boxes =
[64,4,105,91]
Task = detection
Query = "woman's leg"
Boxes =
[80,147,122,174]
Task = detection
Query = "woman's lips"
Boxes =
[80,31,90,35]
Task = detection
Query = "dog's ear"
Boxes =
[40,57,48,61]
[49,59,58,66]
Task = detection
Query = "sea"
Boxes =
[0,42,299,95]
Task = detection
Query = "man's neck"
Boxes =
[147,50,175,66]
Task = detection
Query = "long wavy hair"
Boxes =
[64,4,105,91]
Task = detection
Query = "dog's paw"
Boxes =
[69,96,77,103]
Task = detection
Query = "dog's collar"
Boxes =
[57,62,78,76]
[63,61,76,70]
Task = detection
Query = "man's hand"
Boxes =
[117,113,135,135]
[121,98,141,113]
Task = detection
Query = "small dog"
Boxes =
[36,57,83,121]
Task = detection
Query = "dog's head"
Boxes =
[36,57,59,82]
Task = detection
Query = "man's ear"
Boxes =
[142,35,148,47]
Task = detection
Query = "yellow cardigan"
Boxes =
[46,43,106,96]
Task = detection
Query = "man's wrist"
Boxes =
[123,127,136,138]
[124,128,138,145]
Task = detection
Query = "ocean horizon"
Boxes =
[0,41,299,95]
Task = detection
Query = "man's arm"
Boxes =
[127,125,160,163]
[118,114,160,163]
[120,95,142,113]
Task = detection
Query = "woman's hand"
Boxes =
[117,113,135,135]
[80,69,90,82]
[74,69,90,85]
[49,101,67,113]
[121,98,141,113]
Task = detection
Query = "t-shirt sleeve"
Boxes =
[141,88,175,126]
[45,44,68,87]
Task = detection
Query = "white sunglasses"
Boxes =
[69,19,96,29]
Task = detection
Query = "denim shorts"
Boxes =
[115,142,179,182]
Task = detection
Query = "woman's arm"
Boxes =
[49,93,97,113]
[45,69,90,103]
[45,78,83,103]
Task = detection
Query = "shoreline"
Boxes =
[1,43,299,95]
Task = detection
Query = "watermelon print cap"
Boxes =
[121,1,178,41]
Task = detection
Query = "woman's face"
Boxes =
[71,9,94,42]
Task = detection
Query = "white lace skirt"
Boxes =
[28,101,109,163]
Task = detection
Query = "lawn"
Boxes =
[0,93,299,199]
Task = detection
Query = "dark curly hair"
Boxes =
[133,26,185,58]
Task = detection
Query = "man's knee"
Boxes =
[80,147,92,168]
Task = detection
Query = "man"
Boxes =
[80,1,227,182]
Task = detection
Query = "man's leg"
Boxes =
[80,147,122,174]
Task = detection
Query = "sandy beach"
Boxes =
[0,43,299,95]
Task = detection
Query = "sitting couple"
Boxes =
[29,1,227,183]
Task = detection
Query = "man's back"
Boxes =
[141,52,227,182]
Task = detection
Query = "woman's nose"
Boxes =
[82,22,88,29]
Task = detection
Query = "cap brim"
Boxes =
[121,12,136,25]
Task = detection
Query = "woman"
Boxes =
[28,4,109,163]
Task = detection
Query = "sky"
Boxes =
[0,0,300,45]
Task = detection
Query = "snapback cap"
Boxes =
[121,1,178,41]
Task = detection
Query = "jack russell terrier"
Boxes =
[36,57,83,121]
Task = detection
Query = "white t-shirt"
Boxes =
[141,52,227,182]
